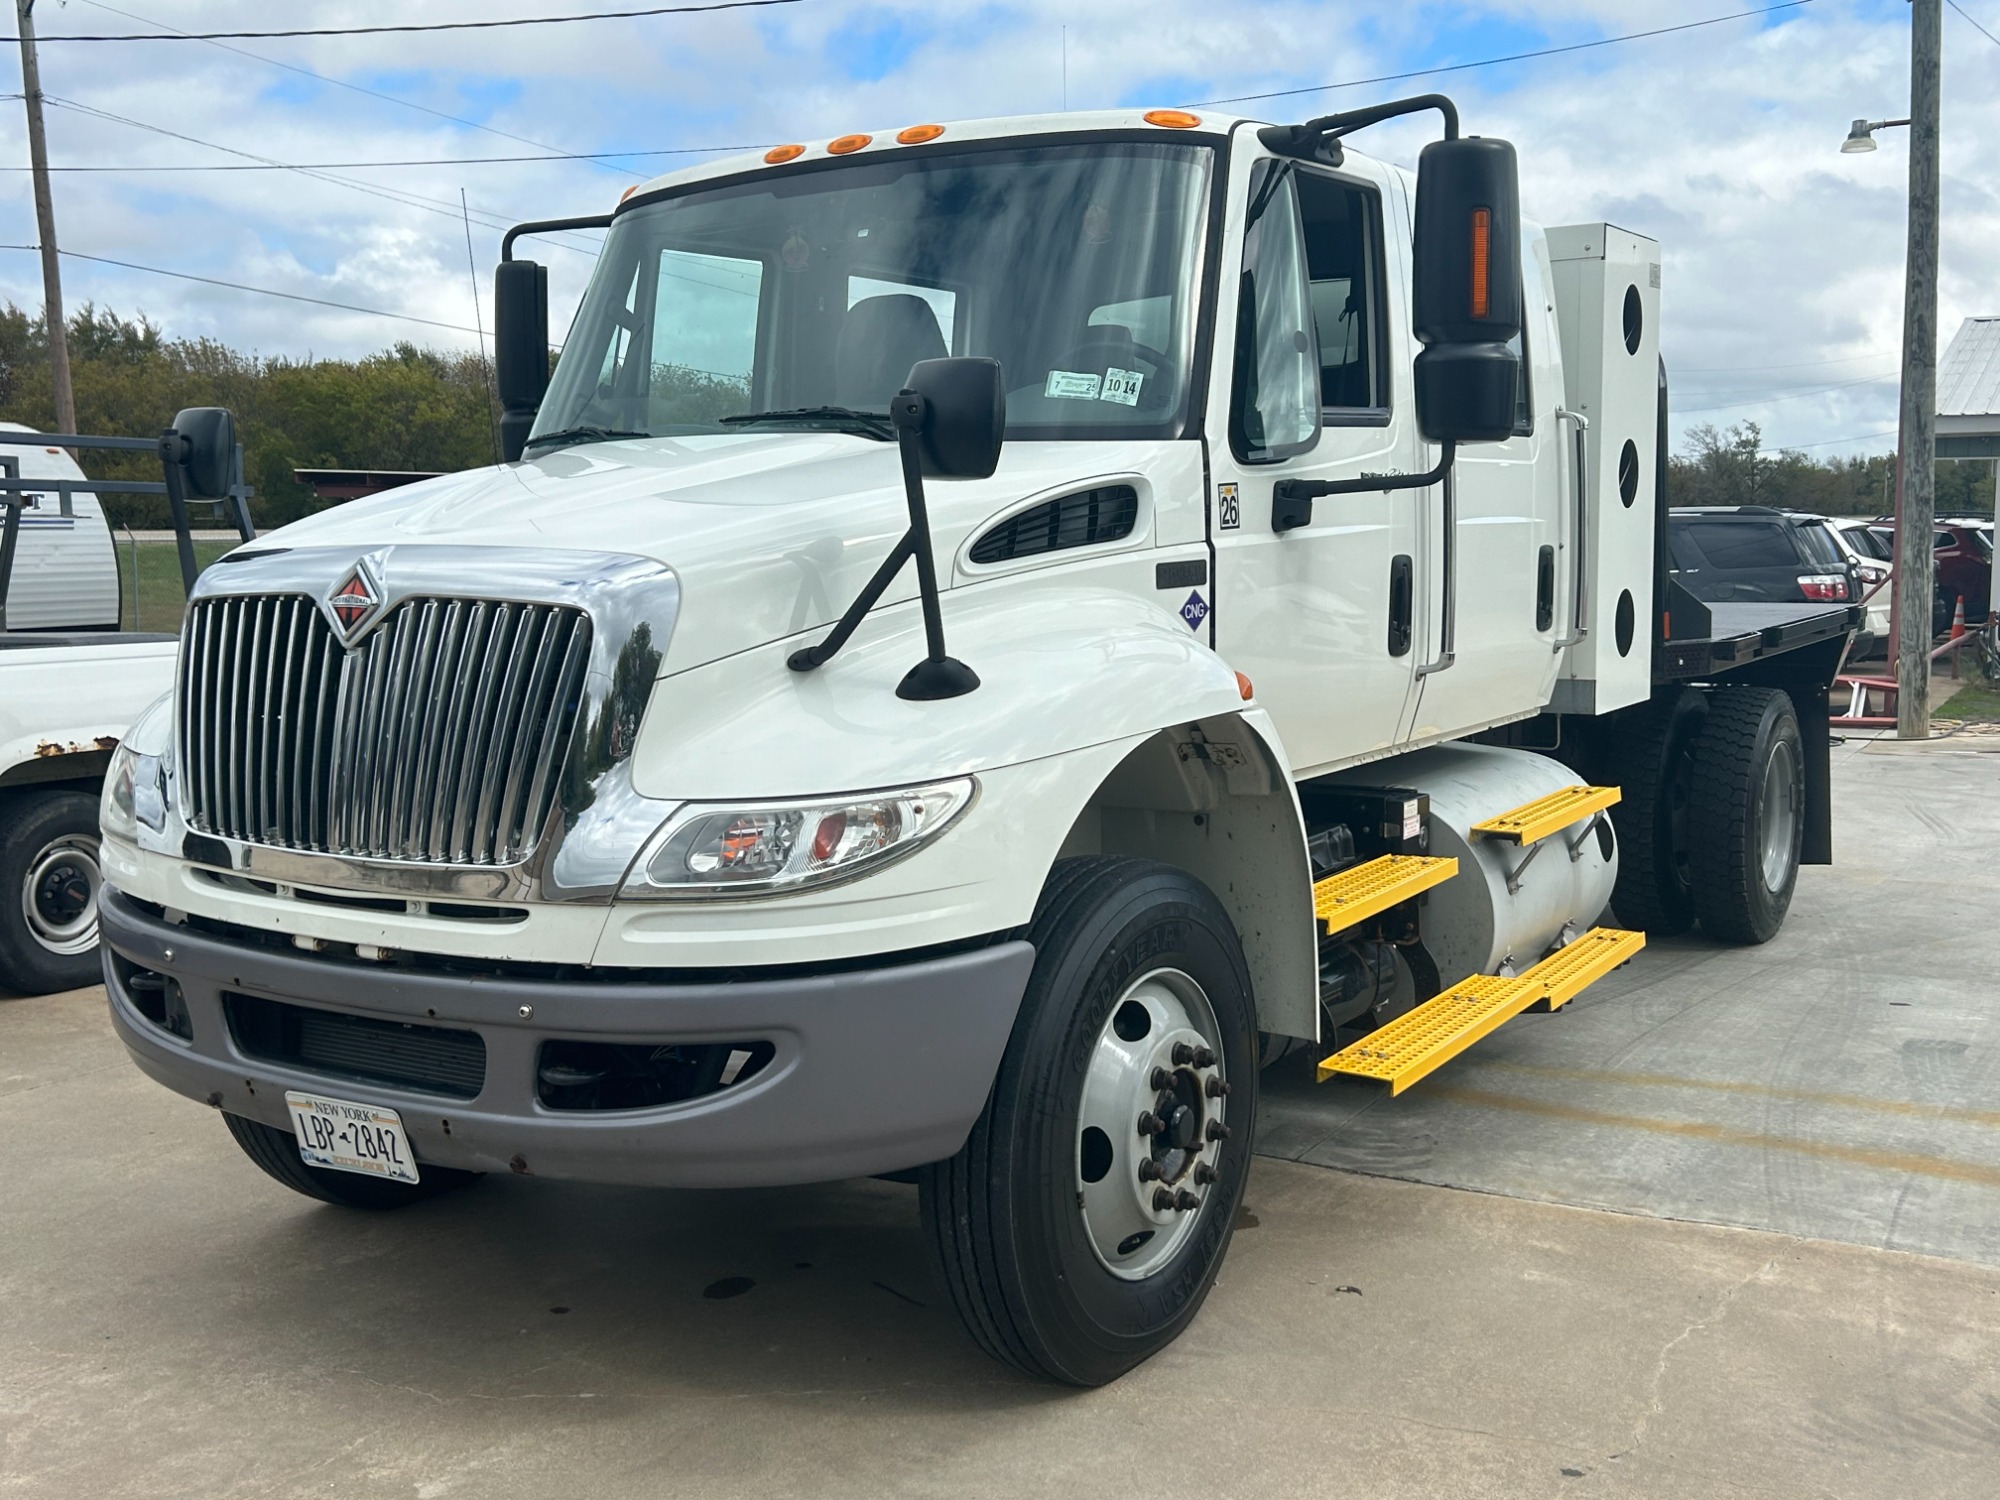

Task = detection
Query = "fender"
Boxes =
[0,647,176,789]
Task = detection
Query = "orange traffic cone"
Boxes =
[1950,597,1967,640]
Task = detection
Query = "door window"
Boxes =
[1230,162,1320,463]
[1295,173,1386,417]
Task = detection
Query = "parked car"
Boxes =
[1796,514,1890,653]
[1667,507,1858,621]
[1867,518,1992,628]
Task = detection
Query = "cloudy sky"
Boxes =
[2,0,1994,458]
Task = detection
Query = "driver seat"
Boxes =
[836,295,948,410]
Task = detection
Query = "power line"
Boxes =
[1191,0,1821,108]
[1946,0,2000,46]
[0,245,482,333]
[1677,372,1899,414]
[4,147,753,172]
[4,0,809,43]
[1772,429,1901,450]
[1675,351,1894,375]
[75,1,642,179]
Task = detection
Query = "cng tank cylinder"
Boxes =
[1328,742,1617,984]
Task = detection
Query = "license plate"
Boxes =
[284,1091,421,1184]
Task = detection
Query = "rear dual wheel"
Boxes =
[922,857,1255,1387]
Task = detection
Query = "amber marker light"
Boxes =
[618,184,639,203]
[896,124,946,145]
[827,133,873,155]
[764,144,806,164]
[1143,109,1202,129]
[1470,207,1492,321]
[1235,672,1254,701]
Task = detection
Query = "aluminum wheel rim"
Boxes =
[1758,739,1800,893]
[22,833,102,956]
[1076,966,1227,1281]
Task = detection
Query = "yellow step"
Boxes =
[1312,854,1459,936]
[1317,927,1646,1094]
[1472,784,1621,845]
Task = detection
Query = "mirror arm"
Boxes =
[787,390,980,700]
[1272,441,1455,533]
[501,213,613,262]
[1260,92,1460,164]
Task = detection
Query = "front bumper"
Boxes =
[101,888,1033,1188]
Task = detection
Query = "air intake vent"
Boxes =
[968,485,1138,565]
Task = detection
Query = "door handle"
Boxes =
[1414,460,1456,678]
[1552,407,1590,651]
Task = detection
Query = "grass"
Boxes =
[1935,677,2000,725]
[114,539,238,633]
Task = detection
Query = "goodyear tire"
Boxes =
[223,1113,481,1210]
[1602,688,1708,936]
[1687,686,1803,945]
[920,857,1256,1386]
[0,789,105,997]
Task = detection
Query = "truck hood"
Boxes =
[261,432,1178,675]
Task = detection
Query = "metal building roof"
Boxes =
[1938,317,2000,419]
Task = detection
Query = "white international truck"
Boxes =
[97,99,1854,1385]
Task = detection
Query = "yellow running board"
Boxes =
[1312,854,1459,936]
[1472,784,1620,846]
[1317,927,1646,1094]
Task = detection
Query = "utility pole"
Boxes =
[1895,0,1941,739]
[15,0,75,437]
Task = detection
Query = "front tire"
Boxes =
[1687,687,1803,944]
[0,789,105,996]
[921,857,1256,1386]
[223,1114,481,1210]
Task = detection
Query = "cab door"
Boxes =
[1208,143,1424,777]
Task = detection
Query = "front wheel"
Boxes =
[0,789,105,997]
[921,857,1256,1386]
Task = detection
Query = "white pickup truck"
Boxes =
[98,99,1853,1384]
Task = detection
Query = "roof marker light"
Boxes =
[764,144,805,164]
[1143,109,1202,129]
[827,133,872,155]
[618,184,639,203]
[897,123,946,145]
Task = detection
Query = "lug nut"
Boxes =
[1193,1162,1219,1186]
[1137,1111,1164,1136]
[1205,1076,1231,1099]
[1206,1120,1232,1142]
[1174,1189,1202,1212]
[1172,1042,1197,1066]
[1138,1159,1164,1182]
[1150,1067,1174,1091]
[1192,1046,1217,1068]
[1152,1187,1178,1212]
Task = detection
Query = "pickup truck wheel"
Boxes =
[0,789,105,997]
[1686,686,1803,945]
[1603,689,1706,935]
[920,857,1255,1386]
[222,1113,481,1209]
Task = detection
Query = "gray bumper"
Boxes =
[101,889,1033,1188]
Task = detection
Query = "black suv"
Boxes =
[1667,507,1857,609]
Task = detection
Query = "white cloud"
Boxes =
[0,0,1993,457]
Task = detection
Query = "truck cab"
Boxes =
[97,103,1847,1385]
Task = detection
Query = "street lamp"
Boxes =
[1841,117,1910,153]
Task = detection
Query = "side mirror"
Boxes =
[494,258,550,462]
[168,407,236,499]
[901,356,1005,478]
[1411,136,1524,444]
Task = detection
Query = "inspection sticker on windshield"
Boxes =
[1100,367,1144,406]
[285,1090,421,1184]
[1045,369,1103,400]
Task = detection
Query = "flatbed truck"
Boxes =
[97,99,1854,1384]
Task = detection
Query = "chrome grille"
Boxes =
[179,594,591,864]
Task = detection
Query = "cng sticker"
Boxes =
[1180,590,1211,632]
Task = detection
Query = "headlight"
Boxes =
[622,778,976,898]
[101,742,165,841]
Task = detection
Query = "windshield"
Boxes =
[531,139,1214,449]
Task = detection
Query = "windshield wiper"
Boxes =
[522,425,650,453]
[718,406,895,439]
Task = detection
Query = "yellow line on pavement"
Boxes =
[1424,1086,2000,1191]
[1466,1060,2000,1130]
